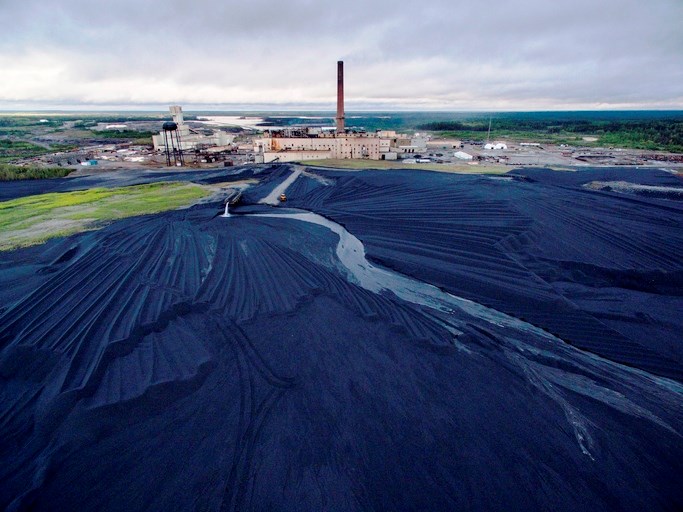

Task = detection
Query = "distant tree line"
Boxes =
[416,118,683,153]
[0,163,73,181]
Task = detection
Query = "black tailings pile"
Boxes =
[0,165,681,511]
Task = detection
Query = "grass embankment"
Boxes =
[1,139,77,163]
[1,140,53,163]
[0,182,211,251]
[92,130,155,145]
[0,164,74,181]
[304,159,509,174]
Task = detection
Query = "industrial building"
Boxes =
[254,129,382,163]
[454,151,474,160]
[427,139,462,150]
[254,62,407,164]
[153,106,234,152]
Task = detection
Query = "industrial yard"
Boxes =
[1,61,682,177]
[2,111,682,179]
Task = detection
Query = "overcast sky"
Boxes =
[1,0,682,111]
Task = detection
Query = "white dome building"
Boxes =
[484,142,508,150]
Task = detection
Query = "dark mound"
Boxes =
[0,164,681,511]
[284,166,683,380]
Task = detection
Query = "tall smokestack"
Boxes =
[336,60,345,133]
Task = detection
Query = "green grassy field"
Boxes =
[0,182,212,251]
[304,159,510,174]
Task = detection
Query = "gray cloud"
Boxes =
[0,0,681,110]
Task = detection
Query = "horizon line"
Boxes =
[1,108,683,114]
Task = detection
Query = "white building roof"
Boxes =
[484,143,508,150]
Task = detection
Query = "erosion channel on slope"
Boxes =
[232,178,682,462]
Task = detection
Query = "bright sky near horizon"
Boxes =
[1,0,682,111]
